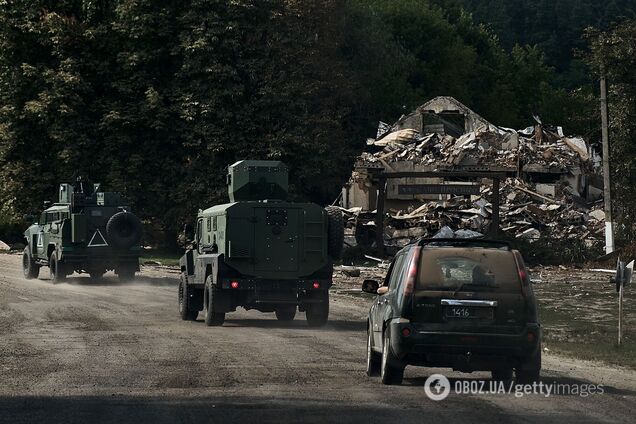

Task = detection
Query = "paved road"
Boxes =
[0,253,634,423]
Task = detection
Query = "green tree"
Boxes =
[174,0,360,208]
[0,1,107,220]
[342,0,562,129]
[587,21,636,239]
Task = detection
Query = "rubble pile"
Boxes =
[341,176,605,248]
[344,122,603,247]
[359,125,592,173]
[343,96,604,249]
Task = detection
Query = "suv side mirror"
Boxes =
[361,279,380,294]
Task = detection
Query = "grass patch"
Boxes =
[535,268,636,369]
[140,250,181,267]
[545,339,636,368]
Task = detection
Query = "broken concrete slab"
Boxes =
[433,226,455,239]
[454,229,483,239]
[589,209,605,222]
[563,137,589,160]
[535,183,557,197]
[518,228,541,241]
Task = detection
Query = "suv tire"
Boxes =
[179,273,199,321]
[516,348,541,384]
[381,329,404,385]
[366,328,381,377]
[204,276,225,326]
[491,368,513,382]
[22,247,40,279]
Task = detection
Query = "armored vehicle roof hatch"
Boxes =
[228,160,288,202]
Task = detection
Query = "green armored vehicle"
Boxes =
[178,160,343,327]
[22,179,143,283]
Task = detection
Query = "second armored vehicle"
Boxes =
[22,179,143,283]
[178,160,343,327]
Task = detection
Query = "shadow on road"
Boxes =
[221,318,366,332]
[0,393,611,424]
[59,275,177,288]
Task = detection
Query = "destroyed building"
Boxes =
[340,96,604,249]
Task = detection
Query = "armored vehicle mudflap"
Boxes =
[178,252,331,327]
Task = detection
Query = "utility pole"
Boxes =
[600,73,615,254]
[619,282,623,345]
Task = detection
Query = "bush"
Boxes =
[0,220,24,245]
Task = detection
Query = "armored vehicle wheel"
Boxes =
[179,274,199,321]
[275,306,296,322]
[380,329,404,385]
[22,247,40,280]
[305,291,329,327]
[49,252,66,283]
[117,268,136,282]
[204,276,225,326]
[325,206,344,260]
[366,327,381,377]
[88,270,104,281]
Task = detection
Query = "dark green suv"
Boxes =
[362,239,541,385]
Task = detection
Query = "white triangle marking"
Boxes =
[88,229,108,247]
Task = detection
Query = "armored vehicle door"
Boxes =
[193,217,205,283]
[38,210,57,258]
[254,207,300,273]
[35,213,46,259]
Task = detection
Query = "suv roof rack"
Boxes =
[417,238,512,250]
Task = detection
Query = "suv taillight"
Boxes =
[513,250,530,297]
[404,246,422,296]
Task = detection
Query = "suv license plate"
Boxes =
[445,307,493,319]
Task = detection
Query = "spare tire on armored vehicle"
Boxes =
[325,206,344,260]
[106,211,143,249]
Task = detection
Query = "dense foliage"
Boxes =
[456,0,636,86]
[0,0,634,245]
[587,20,636,240]
[0,0,360,244]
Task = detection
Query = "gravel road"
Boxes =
[0,253,634,423]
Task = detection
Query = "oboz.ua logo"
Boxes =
[424,374,451,401]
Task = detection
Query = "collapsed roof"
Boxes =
[341,96,604,246]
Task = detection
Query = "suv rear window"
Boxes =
[417,247,520,292]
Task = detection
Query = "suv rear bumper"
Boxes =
[388,320,541,371]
